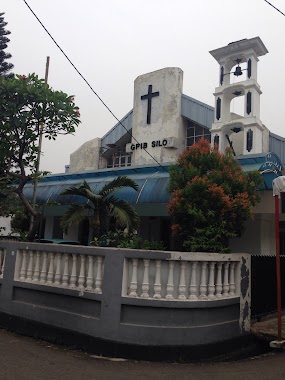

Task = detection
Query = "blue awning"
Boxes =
[24,153,283,210]
[24,164,171,206]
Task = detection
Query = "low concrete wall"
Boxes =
[0,242,250,351]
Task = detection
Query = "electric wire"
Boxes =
[264,0,285,17]
[22,0,169,172]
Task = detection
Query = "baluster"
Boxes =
[26,251,34,281]
[229,262,236,296]
[166,261,175,300]
[208,262,216,299]
[46,253,55,285]
[0,250,3,276]
[189,261,198,300]
[19,250,28,281]
[1,251,6,276]
[33,251,41,282]
[54,253,62,286]
[215,262,223,298]
[129,259,138,297]
[223,262,230,297]
[78,255,86,290]
[199,262,208,299]
[95,256,103,294]
[141,259,150,298]
[153,260,162,299]
[69,254,77,288]
[39,252,48,284]
[62,254,70,287]
[178,261,187,300]
[86,255,94,291]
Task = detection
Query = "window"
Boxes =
[107,153,132,168]
[186,121,211,148]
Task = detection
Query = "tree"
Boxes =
[168,139,263,253]
[60,176,140,241]
[0,12,14,78]
[0,73,81,240]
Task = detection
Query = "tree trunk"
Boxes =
[27,212,41,241]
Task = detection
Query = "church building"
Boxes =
[26,37,285,253]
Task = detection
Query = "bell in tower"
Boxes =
[209,37,269,156]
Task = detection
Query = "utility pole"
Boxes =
[29,56,50,234]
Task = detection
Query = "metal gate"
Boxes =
[251,255,285,320]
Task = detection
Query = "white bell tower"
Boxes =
[209,37,269,155]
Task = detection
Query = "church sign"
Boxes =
[126,137,177,153]
[129,139,168,151]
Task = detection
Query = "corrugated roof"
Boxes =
[181,94,214,129]
[24,164,171,206]
[24,153,282,209]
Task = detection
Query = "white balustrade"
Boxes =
[54,253,62,286]
[0,249,6,278]
[215,262,223,298]
[62,254,70,287]
[229,262,236,296]
[199,262,208,299]
[78,255,86,290]
[46,253,55,285]
[125,257,240,301]
[16,249,104,293]
[141,259,150,298]
[19,250,28,281]
[86,255,94,291]
[208,262,215,299]
[33,251,41,282]
[223,262,230,297]
[129,258,138,297]
[40,252,48,284]
[166,261,174,300]
[178,261,186,300]
[153,260,162,299]
[94,256,103,294]
[189,261,198,300]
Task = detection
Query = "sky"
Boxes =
[2,0,285,173]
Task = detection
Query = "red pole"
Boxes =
[275,194,282,341]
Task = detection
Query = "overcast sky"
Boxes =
[2,0,285,173]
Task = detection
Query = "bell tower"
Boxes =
[209,37,269,155]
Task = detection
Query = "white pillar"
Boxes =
[178,261,187,300]
[141,259,150,298]
[166,261,174,300]
[189,261,198,300]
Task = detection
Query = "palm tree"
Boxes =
[60,176,140,240]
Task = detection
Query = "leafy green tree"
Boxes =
[168,139,263,253]
[60,176,140,240]
[0,73,81,240]
[0,12,14,78]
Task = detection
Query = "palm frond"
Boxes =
[100,176,139,197]
[60,180,102,204]
[60,204,90,231]
[106,196,140,231]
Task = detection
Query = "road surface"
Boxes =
[0,328,284,380]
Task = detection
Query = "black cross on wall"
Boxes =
[141,84,159,124]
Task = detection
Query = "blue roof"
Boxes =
[24,153,283,207]
[24,164,171,206]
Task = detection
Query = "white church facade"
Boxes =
[25,37,285,253]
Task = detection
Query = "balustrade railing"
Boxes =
[123,257,239,301]
[16,249,104,293]
[0,249,6,278]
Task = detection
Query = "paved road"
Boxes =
[0,328,285,380]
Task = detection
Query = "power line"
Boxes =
[22,0,169,172]
[264,0,285,17]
